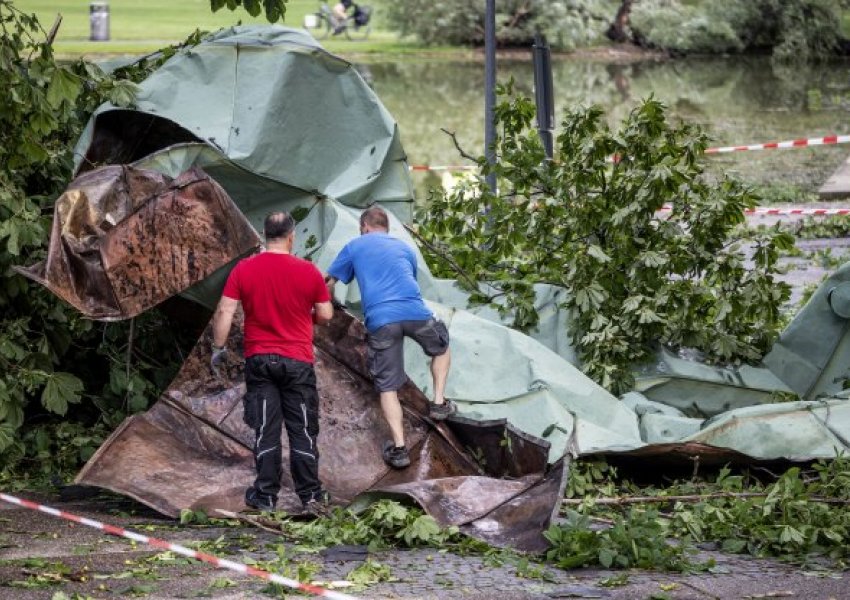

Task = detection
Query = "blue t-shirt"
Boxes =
[328,232,432,332]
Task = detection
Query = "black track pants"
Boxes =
[243,354,323,505]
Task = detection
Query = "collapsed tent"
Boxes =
[18,24,850,552]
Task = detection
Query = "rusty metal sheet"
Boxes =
[76,309,567,550]
[459,458,569,553]
[595,441,761,467]
[76,403,256,516]
[16,165,261,320]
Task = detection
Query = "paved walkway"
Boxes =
[0,494,845,599]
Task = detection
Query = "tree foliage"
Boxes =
[209,0,287,23]
[415,84,792,394]
[385,0,618,51]
[0,1,198,477]
[630,0,846,62]
[386,0,848,61]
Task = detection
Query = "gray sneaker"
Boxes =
[428,399,456,421]
[302,498,333,519]
[382,441,411,469]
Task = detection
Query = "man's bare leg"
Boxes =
[380,390,405,447]
[430,348,451,405]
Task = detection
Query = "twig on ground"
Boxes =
[562,492,850,505]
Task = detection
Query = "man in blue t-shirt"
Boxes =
[326,205,453,468]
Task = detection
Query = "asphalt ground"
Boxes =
[0,492,847,600]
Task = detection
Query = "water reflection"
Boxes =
[367,56,850,195]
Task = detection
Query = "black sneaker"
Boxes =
[244,488,276,512]
[428,399,456,421]
[382,441,411,469]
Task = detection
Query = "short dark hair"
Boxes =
[360,205,389,231]
[264,211,295,241]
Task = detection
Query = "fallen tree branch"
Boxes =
[562,492,850,505]
[46,14,63,47]
[440,128,479,164]
[402,223,481,292]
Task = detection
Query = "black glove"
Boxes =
[210,345,228,379]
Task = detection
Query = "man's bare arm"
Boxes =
[324,275,346,311]
[212,296,239,347]
[314,300,334,325]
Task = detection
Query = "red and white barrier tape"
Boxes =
[408,134,850,172]
[0,492,359,600]
[705,134,850,155]
[659,206,850,216]
[409,165,476,172]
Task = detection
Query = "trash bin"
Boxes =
[89,2,109,41]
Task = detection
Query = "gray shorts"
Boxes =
[366,318,450,392]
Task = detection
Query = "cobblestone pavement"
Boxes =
[0,494,846,600]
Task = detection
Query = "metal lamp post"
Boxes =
[484,0,497,193]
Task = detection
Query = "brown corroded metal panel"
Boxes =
[75,404,255,517]
[460,458,570,553]
[16,165,261,320]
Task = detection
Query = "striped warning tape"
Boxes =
[408,134,850,172]
[0,492,359,600]
[659,206,850,216]
[705,134,850,155]
[409,165,475,172]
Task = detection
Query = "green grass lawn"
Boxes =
[13,0,441,57]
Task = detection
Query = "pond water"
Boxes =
[362,55,850,200]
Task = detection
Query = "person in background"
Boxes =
[331,0,352,34]
[211,211,333,515]
[325,205,453,469]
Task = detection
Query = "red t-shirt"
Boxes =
[222,252,330,363]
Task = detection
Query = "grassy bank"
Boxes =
[13,0,451,57]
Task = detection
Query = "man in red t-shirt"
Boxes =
[211,211,333,514]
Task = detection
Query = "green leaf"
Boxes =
[720,538,747,553]
[401,515,442,545]
[108,81,139,107]
[0,422,17,453]
[242,0,262,17]
[263,0,285,22]
[586,245,611,263]
[46,68,83,109]
[5,221,20,256]
[41,372,83,416]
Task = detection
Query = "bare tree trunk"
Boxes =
[606,0,634,43]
